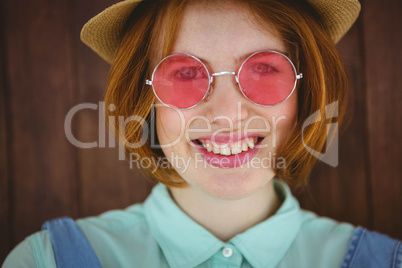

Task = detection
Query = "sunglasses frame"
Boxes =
[146,50,303,110]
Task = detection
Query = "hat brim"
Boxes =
[81,0,361,64]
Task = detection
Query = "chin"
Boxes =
[188,167,276,200]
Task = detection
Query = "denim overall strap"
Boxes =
[42,217,102,268]
[341,226,402,268]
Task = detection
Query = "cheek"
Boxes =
[279,91,298,138]
[264,90,298,146]
[280,92,298,129]
[156,108,180,145]
[156,106,192,151]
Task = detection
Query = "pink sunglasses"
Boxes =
[146,50,303,109]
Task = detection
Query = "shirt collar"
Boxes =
[144,179,302,268]
[230,180,303,267]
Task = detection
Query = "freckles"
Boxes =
[260,93,298,149]
[275,91,298,124]
[156,107,186,143]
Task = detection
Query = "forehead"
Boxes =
[171,1,286,66]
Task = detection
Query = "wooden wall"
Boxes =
[1,0,401,262]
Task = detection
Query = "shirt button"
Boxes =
[222,247,233,258]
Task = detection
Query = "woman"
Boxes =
[3,0,401,267]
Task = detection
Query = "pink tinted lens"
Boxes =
[238,51,296,106]
[152,54,210,109]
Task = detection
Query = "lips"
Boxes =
[191,134,265,168]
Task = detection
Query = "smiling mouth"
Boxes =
[192,137,264,156]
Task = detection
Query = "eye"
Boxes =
[177,67,197,79]
[250,63,277,74]
[173,66,208,80]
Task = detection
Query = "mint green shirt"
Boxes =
[3,179,355,268]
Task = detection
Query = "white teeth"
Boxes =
[199,137,260,156]
[221,147,231,156]
[231,142,242,155]
[241,142,249,151]
[205,142,213,152]
[247,138,255,149]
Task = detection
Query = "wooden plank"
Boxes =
[295,19,371,228]
[361,0,402,240]
[0,0,11,260]
[4,0,79,244]
[72,0,153,217]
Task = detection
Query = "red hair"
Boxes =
[105,0,350,188]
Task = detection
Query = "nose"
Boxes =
[203,72,250,127]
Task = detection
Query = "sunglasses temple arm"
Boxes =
[146,80,153,85]
[296,73,303,80]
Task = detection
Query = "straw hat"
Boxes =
[81,0,361,64]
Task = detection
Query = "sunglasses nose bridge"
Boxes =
[207,71,239,99]
[211,71,237,78]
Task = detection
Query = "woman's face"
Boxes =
[155,2,298,200]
